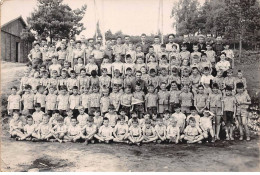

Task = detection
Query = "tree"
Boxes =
[20,28,35,43]
[224,0,260,59]
[171,0,200,35]
[105,29,114,40]
[25,0,87,43]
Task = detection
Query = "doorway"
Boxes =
[15,42,20,62]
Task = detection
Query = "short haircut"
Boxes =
[225,86,233,91]
[27,115,33,119]
[197,84,204,89]
[35,103,41,108]
[212,83,219,89]
[161,55,167,60]
[91,70,97,77]
[132,118,139,123]
[80,68,86,73]
[135,70,142,75]
[175,103,181,109]
[201,52,207,57]
[126,54,132,59]
[149,68,156,74]
[59,85,67,91]
[108,104,115,110]
[75,40,82,44]
[70,70,76,74]
[141,33,146,37]
[119,115,125,121]
[11,86,18,90]
[236,82,244,89]
[103,117,109,121]
[126,67,132,72]
[190,106,197,111]
[149,45,154,49]
[163,110,170,114]
[168,34,175,38]
[24,84,32,90]
[172,44,177,49]
[161,44,166,48]
[189,117,196,123]
[220,52,226,57]
[72,86,78,90]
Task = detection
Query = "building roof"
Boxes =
[1,16,27,28]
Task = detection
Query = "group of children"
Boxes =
[8,35,253,145]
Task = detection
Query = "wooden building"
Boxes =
[1,16,32,63]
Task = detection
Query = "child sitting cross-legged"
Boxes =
[37,114,53,141]
[142,119,158,143]
[51,116,67,143]
[20,115,38,141]
[182,117,204,144]
[94,117,114,143]
[113,115,129,143]
[9,110,24,139]
[200,110,215,142]
[154,117,167,143]
[128,118,143,146]
[81,117,97,145]
[166,117,180,144]
[64,117,81,142]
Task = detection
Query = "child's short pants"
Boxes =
[210,107,222,116]
[158,104,169,114]
[236,108,248,117]
[147,107,157,116]
[181,106,190,114]
[223,111,234,126]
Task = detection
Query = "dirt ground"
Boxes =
[1,61,260,172]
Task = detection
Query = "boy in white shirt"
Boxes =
[20,115,38,141]
[9,111,24,139]
[113,116,129,143]
[104,105,119,127]
[186,106,201,127]
[171,104,186,132]
[64,118,81,142]
[81,118,97,144]
[69,86,81,116]
[7,86,21,115]
[49,56,62,76]
[166,118,180,144]
[32,103,44,126]
[51,116,67,143]
[200,110,215,142]
[94,117,114,143]
[215,52,230,72]
[77,106,89,126]
[154,118,167,143]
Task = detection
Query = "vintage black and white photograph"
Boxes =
[1,0,260,172]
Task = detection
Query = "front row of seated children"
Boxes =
[9,103,219,145]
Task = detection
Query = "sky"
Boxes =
[1,0,178,39]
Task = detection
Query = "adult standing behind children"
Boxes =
[138,33,150,55]
[183,35,193,53]
[213,36,224,62]
[197,35,207,53]
[28,41,42,68]
[166,34,180,53]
